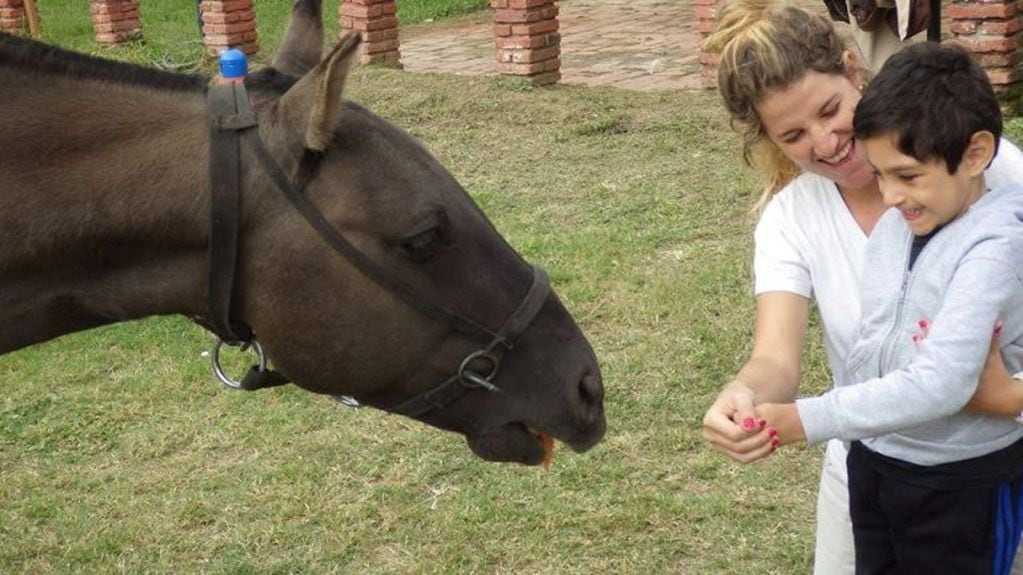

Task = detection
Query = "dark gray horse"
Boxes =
[0,0,605,465]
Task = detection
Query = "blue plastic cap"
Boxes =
[219,48,248,79]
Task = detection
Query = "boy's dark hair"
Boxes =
[853,42,1001,173]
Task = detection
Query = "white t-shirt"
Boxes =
[754,172,866,391]
[754,138,1023,392]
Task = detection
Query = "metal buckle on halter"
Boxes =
[458,349,501,393]
[211,338,267,389]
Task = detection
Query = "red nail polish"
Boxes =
[918,319,927,328]
[743,417,755,430]
[759,419,767,429]
[771,438,780,448]
[768,428,779,438]
[995,321,1003,337]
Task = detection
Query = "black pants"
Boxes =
[847,440,1023,575]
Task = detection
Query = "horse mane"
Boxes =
[0,32,205,92]
[246,67,300,95]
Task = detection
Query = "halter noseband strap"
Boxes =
[202,81,552,415]
[387,265,550,417]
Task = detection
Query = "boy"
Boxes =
[756,43,1023,574]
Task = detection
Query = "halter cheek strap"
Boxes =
[202,81,289,390]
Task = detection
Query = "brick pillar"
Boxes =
[90,0,142,44]
[201,0,259,57]
[0,0,27,35]
[339,0,401,66]
[949,0,1022,112]
[695,0,723,89]
[492,0,561,86]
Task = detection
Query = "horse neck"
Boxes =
[0,72,211,353]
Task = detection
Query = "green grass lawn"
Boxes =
[4,2,1023,573]
[26,0,488,72]
[398,0,490,24]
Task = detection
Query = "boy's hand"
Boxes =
[755,402,806,446]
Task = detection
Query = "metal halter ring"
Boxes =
[458,350,501,392]
[332,395,363,409]
[211,338,267,389]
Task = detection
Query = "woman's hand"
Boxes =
[702,381,775,463]
[967,321,1023,417]
[703,293,810,463]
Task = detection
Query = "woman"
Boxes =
[699,0,1023,572]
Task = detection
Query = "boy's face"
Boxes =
[864,133,983,236]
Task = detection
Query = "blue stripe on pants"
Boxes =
[993,478,1023,575]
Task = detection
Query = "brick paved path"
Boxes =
[400,0,831,91]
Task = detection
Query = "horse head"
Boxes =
[224,1,606,464]
[0,0,605,466]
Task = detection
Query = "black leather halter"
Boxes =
[202,82,551,417]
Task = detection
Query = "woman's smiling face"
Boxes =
[756,69,876,192]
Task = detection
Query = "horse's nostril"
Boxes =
[578,372,604,409]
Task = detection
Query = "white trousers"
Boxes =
[812,440,1023,574]
[813,440,856,574]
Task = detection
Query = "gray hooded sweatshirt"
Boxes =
[797,183,1023,466]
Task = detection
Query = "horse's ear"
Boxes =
[275,33,360,153]
[271,0,324,77]
[306,33,360,150]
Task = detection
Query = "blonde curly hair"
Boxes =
[705,0,856,212]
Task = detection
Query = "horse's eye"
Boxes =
[399,228,448,262]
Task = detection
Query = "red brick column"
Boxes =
[339,0,401,66]
[695,0,723,89]
[90,0,142,44]
[0,0,27,35]
[949,0,1022,111]
[492,0,561,86]
[201,0,259,56]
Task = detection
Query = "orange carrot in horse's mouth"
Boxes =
[539,433,555,469]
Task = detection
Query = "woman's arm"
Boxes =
[967,325,1023,417]
[702,292,809,462]
[734,292,809,402]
